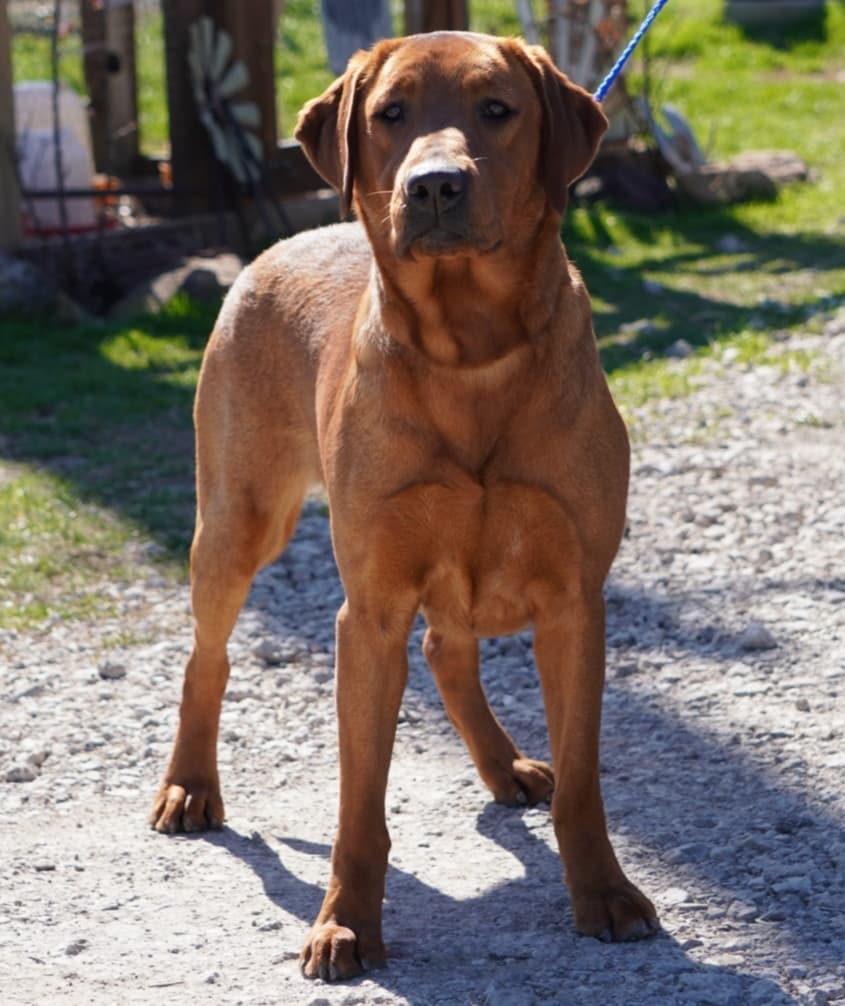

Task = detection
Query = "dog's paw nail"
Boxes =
[515,789,528,805]
[329,964,339,981]
[596,927,613,943]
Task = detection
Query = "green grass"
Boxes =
[0,296,216,630]
[3,0,844,630]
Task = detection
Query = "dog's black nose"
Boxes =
[406,164,468,215]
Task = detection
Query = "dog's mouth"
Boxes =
[399,226,502,260]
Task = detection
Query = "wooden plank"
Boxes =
[82,0,140,175]
[269,139,327,197]
[162,0,277,214]
[404,0,468,33]
[0,0,22,247]
[162,0,215,213]
[214,0,277,162]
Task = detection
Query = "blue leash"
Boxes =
[594,0,671,103]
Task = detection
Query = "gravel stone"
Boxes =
[738,623,778,651]
[97,660,127,680]
[5,764,37,783]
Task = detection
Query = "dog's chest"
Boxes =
[393,477,579,637]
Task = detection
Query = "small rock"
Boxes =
[5,764,37,783]
[748,979,779,1004]
[98,661,127,680]
[666,338,694,359]
[620,318,657,336]
[738,622,777,651]
[485,981,535,1006]
[180,268,223,301]
[704,952,745,968]
[772,875,812,895]
[716,234,749,254]
[203,971,220,984]
[660,886,690,907]
[252,639,283,665]
[0,253,56,314]
[800,992,831,1006]
[65,938,88,956]
[727,899,758,922]
[774,814,810,835]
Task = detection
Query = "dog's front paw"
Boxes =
[149,777,225,834]
[300,920,386,981]
[488,756,554,806]
[571,878,660,943]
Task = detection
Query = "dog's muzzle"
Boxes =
[398,158,473,255]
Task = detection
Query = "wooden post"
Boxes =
[162,0,277,214]
[215,3,277,162]
[0,0,22,247]
[81,0,140,175]
[404,0,469,33]
[162,0,212,211]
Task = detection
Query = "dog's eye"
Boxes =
[377,103,404,124]
[482,99,513,121]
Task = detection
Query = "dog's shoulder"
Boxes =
[257,221,370,278]
[215,222,372,342]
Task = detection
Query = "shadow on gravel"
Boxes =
[601,679,845,966]
[226,527,844,1000]
[197,809,801,1004]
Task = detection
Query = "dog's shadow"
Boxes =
[200,801,798,1005]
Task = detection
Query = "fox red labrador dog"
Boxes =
[150,31,658,979]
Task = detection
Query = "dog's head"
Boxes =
[296,32,606,261]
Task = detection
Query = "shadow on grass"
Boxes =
[566,203,845,371]
[731,4,830,49]
[0,295,217,566]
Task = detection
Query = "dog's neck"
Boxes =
[360,215,570,369]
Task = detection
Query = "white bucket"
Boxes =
[14,81,97,234]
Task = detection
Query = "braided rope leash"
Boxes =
[594,0,672,103]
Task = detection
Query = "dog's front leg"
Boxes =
[300,598,412,980]
[534,595,659,943]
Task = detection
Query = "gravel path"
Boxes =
[2,308,844,1006]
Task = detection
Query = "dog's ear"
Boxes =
[295,55,365,218]
[509,41,608,215]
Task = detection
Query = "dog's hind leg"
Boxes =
[422,628,554,805]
